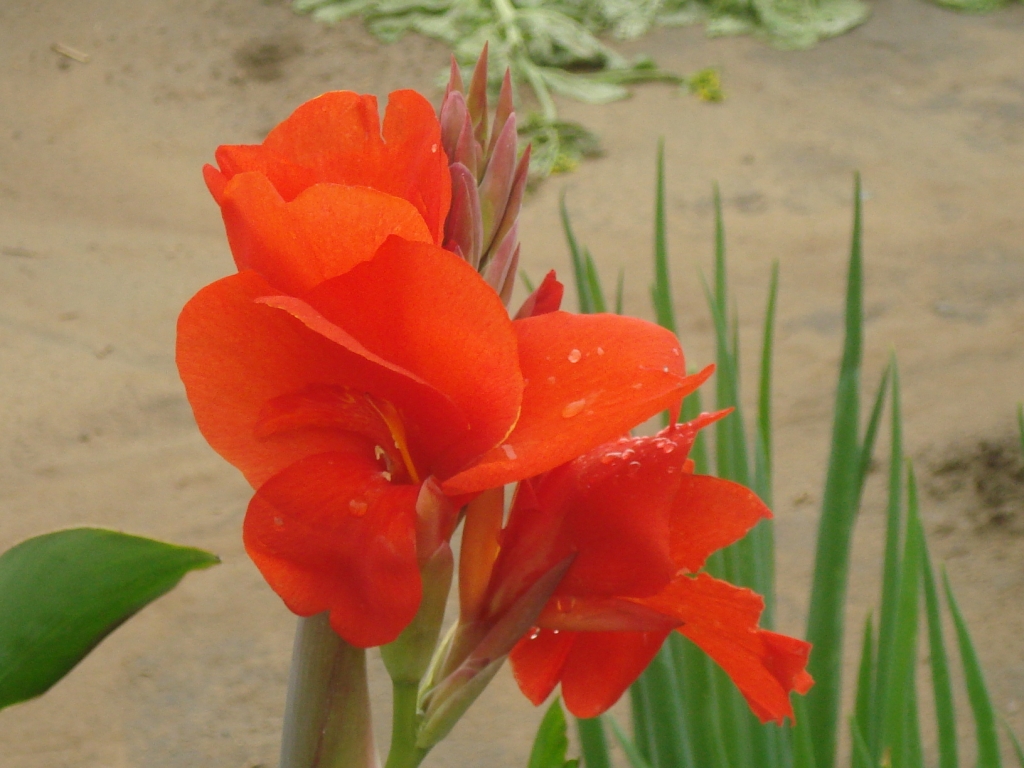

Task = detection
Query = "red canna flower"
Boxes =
[202,89,451,295]
[489,414,814,723]
[178,90,712,649]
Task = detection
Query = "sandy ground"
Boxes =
[1,0,1022,765]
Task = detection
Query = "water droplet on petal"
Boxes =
[349,499,368,517]
[528,628,541,640]
[661,443,675,454]
[374,445,385,461]
[568,348,582,363]
[597,346,605,355]
[502,444,517,460]
[562,399,586,418]
[547,376,557,384]
[627,461,642,477]
[632,382,644,390]
[380,471,392,482]
[663,366,669,373]
[273,516,284,527]
[621,448,636,461]
[431,143,438,153]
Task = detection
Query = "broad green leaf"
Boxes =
[943,568,1002,768]
[0,528,218,711]
[805,174,865,768]
[529,698,578,768]
[538,68,630,104]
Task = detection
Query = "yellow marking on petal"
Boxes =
[370,398,421,484]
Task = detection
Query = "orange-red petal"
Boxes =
[514,270,564,319]
[509,628,574,706]
[638,573,813,724]
[511,629,670,719]
[177,270,462,488]
[219,173,432,294]
[304,238,523,477]
[443,314,708,494]
[669,474,772,573]
[243,451,421,648]
[258,90,450,242]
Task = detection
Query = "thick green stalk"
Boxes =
[385,682,427,768]
[279,614,379,768]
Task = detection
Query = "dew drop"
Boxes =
[547,375,557,384]
[273,516,284,527]
[672,348,681,356]
[431,143,438,153]
[621,448,636,461]
[380,471,392,482]
[374,445,386,461]
[349,499,368,517]
[562,399,586,418]
[552,629,560,635]
[632,382,644,390]
[663,366,669,373]
[528,628,541,640]
[661,443,675,454]
[502,444,517,460]
[601,451,622,465]
[627,460,642,476]
[597,346,605,355]
[567,348,582,363]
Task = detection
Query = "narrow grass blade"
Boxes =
[577,717,612,768]
[805,174,865,768]
[943,568,1003,768]
[630,675,655,764]
[880,464,922,768]
[850,717,874,768]
[854,613,875,740]
[651,139,676,334]
[641,644,695,768]
[609,717,654,768]
[670,633,728,768]
[1005,723,1024,768]
[871,359,902,757]
[614,268,625,315]
[792,695,819,768]
[913,487,958,768]
[583,248,607,313]
[755,261,780,506]
[560,193,592,314]
[856,361,891,503]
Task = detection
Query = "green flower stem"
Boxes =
[279,614,379,768]
[385,681,428,768]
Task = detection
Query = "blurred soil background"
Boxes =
[0,0,1022,765]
